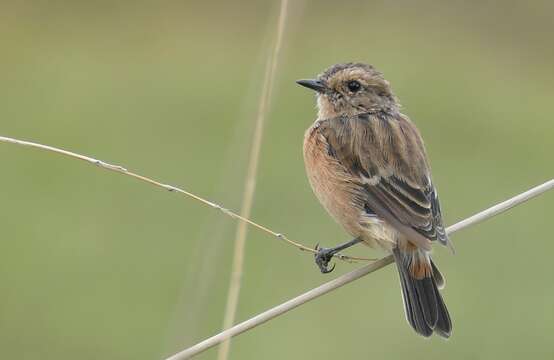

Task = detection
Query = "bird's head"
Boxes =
[297,63,398,119]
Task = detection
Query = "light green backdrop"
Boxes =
[1,1,553,359]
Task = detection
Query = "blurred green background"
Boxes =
[1,1,553,359]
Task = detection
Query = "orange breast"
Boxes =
[303,121,398,251]
[303,121,365,237]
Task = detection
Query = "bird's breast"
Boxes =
[303,121,366,237]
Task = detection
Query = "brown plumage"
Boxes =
[299,63,452,338]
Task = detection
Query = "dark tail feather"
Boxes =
[431,259,445,289]
[433,283,452,338]
[393,248,452,338]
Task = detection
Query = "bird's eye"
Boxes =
[347,80,361,92]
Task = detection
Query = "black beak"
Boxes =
[296,79,327,93]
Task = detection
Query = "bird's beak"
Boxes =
[296,79,327,93]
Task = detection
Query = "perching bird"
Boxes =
[298,63,452,338]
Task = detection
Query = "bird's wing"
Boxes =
[319,112,449,250]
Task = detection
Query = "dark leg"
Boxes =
[314,237,362,273]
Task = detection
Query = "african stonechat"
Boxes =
[298,63,452,338]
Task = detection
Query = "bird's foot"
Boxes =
[314,243,336,274]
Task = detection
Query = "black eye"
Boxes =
[347,80,361,92]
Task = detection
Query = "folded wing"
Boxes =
[319,112,449,249]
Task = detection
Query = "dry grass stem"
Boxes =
[0,136,372,264]
[165,179,553,360]
[4,136,548,360]
[217,1,290,359]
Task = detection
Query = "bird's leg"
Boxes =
[314,237,362,274]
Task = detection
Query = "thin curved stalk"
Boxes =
[164,179,554,360]
[0,135,370,263]
[217,1,290,359]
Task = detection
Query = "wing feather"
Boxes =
[320,112,449,248]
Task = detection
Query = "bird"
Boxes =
[297,63,452,338]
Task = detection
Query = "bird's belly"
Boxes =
[306,168,362,237]
[358,215,397,251]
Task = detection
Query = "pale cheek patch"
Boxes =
[317,95,339,119]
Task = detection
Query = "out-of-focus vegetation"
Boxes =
[0,1,553,359]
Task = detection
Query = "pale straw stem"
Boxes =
[217,1,290,359]
[165,179,553,360]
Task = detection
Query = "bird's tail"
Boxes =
[392,247,452,338]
